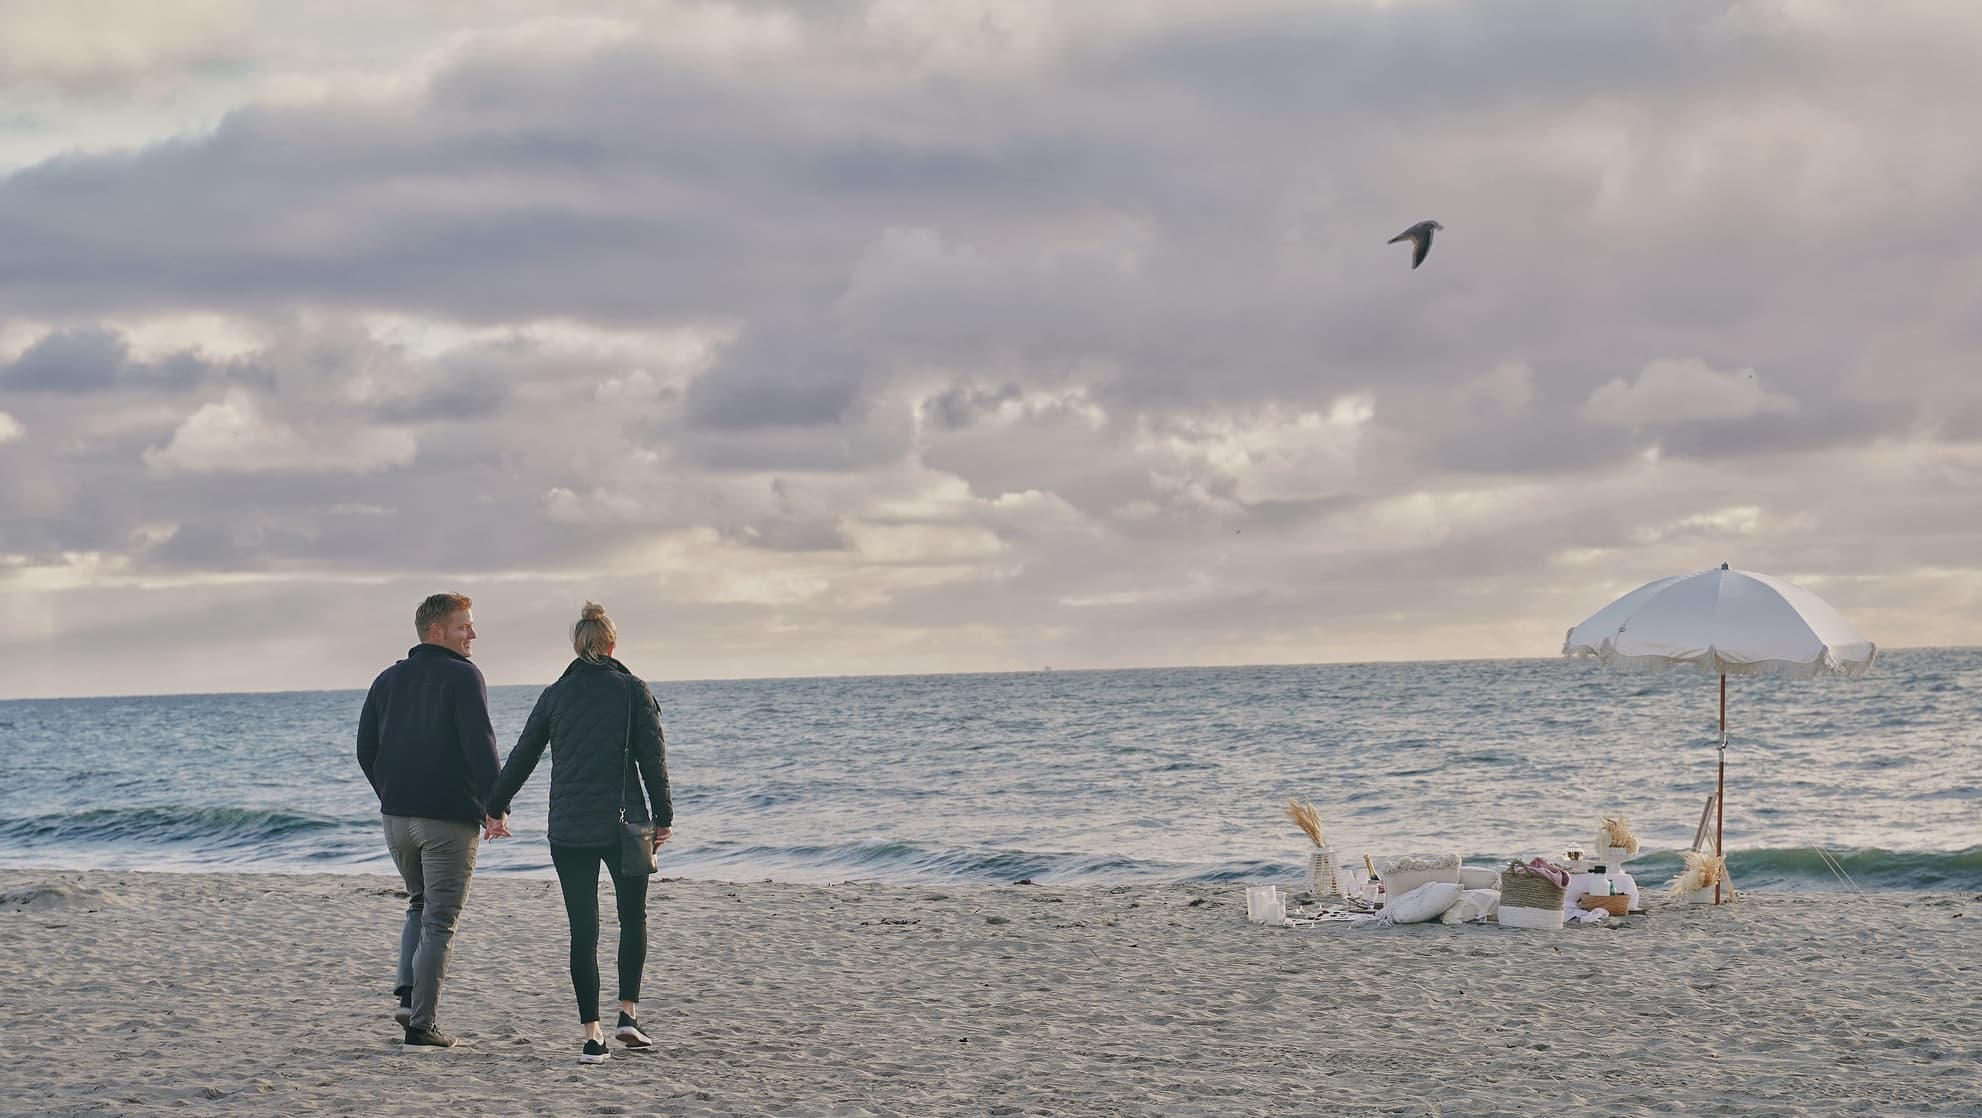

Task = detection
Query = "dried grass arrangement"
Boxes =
[1285,799,1326,848]
[1665,850,1730,899]
[1598,815,1641,856]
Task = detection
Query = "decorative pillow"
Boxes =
[1438,888,1500,925]
[1377,853,1463,899]
[1384,881,1464,924]
[1376,853,1462,876]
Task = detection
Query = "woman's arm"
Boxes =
[486,688,553,819]
[632,680,672,829]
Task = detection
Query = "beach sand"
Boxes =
[1,869,1976,1117]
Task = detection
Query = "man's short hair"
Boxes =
[415,593,473,638]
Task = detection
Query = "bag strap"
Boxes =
[616,671,637,823]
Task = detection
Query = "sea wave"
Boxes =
[0,806,1976,892]
[579,839,1982,892]
[0,806,341,849]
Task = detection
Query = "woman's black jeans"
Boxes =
[550,842,649,1024]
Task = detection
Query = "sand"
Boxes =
[1,868,1977,1117]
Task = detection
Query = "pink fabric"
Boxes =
[1524,858,1570,888]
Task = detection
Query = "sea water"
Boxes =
[2,649,1977,891]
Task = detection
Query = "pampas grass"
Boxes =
[1665,850,1730,899]
[1285,799,1326,848]
[1599,815,1641,856]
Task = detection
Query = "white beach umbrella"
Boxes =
[1562,564,1876,902]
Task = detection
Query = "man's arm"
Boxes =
[356,681,383,794]
[455,667,502,816]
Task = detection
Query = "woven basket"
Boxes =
[1579,894,1630,916]
[1499,865,1566,910]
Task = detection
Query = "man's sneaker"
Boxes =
[393,987,412,1026]
[615,1011,655,1050]
[402,1026,459,1052]
[579,1038,611,1064]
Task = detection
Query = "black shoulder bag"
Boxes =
[617,675,660,877]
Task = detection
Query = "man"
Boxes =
[356,593,501,1052]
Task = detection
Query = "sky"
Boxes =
[2,0,1980,699]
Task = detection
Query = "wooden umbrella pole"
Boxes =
[1715,672,1726,905]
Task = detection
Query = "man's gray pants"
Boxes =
[383,815,481,1032]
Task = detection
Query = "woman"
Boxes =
[486,602,673,1063]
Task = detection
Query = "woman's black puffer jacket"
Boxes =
[487,656,671,847]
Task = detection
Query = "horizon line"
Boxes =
[1,644,1967,704]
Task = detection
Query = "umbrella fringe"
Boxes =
[1567,647,1877,680]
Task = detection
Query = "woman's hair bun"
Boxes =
[580,601,608,621]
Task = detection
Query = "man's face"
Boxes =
[429,610,477,658]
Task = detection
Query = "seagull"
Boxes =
[1388,220,1443,269]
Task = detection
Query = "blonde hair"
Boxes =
[573,601,617,661]
[415,593,472,639]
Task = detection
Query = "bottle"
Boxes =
[1371,876,1386,908]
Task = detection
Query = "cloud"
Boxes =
[3,326,129,392]
[679,325,867,431]
[1584,358,1799,426]
[143,389,418,475]
[0,411,22,444]
[4,1,1982,694]
[1,324,232,393]
[0,0,253,93]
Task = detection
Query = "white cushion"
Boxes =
[1438,888,1500,925]
[1384,881,1464,924]
[1377,853,1463,899]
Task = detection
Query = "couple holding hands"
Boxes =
[356,595,673,1064]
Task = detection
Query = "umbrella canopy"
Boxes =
[1563,565,1876,679]
[1561,564,1875,904]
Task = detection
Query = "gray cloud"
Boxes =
[679,325,867,431]
[3,1,1982,695]
[4,326,130,391]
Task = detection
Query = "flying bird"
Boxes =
[1388,220,1443,269]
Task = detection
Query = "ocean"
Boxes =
[2,650,1978,893]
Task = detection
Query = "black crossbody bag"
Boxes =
[616,674,660,877]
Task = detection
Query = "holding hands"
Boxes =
[483,814,665,851]
[484,814,665,852]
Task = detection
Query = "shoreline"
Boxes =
[4,869,1977,1117]
[2,851,1973,894]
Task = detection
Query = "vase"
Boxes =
[1307,847,1341,898]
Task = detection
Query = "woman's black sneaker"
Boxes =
[402,1026,458,1051]
[579,1038,611,1064]
[615,1011,655,1050]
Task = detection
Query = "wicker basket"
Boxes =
[1579,893,1630,916]
[1499,864,1567,911]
